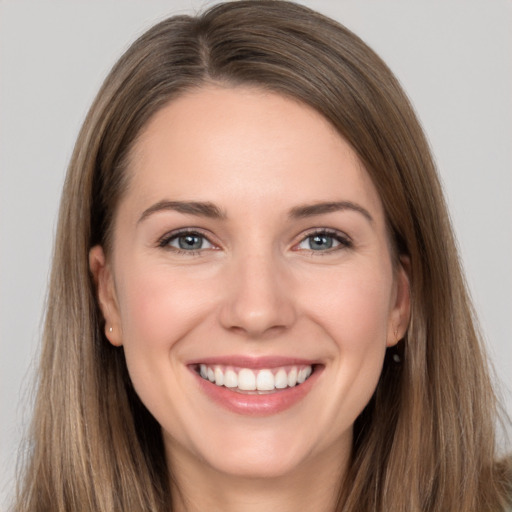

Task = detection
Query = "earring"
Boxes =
[108,326,113,333]
[392,328,402,363]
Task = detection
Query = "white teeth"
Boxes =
[224,369,238,388]
[274,368,288,389]
[214,366,224,386]
[256,369,275,391]
[197,364,314,391]
[238,369,256,390]
[287,367,298,387]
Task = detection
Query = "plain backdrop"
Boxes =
[1,0,511,507]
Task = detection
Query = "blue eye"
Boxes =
[160,231,214,252]
[306,234,335,250]
[297,231,351,252]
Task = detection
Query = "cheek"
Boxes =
[112,263,219,425]
[307,264,394,348]
[114,261,216,350]
[310,269,393,422]
[306,265,393,393]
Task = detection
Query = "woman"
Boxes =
[13,1,511,511]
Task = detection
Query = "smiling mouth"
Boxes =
[193,364,316,394]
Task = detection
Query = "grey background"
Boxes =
[1,0,511,507]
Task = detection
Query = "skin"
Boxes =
[90,86,410,512]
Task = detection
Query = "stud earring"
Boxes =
[392,328,402,363]
[108,326,113,333]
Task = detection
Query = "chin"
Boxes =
[164,420,320,481]
[205,448,307,480]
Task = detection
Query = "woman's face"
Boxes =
[90,86,410,482]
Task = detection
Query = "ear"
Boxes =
[387,255,411,347]
[89,245,123,346]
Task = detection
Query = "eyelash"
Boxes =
[157,228,216,256]
[157,228,352,255]
[294,229,353,254]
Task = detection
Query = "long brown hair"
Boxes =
[15,1,511,510]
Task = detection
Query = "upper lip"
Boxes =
[186,355,322,369]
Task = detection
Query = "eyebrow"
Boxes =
[138,200,227,223]
[289,201,374,223]
[138,199,373,224]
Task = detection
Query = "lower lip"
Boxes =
[191,367,322,416]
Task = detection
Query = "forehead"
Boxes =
[124,85,384,222]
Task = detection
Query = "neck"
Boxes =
[167,442,349,512]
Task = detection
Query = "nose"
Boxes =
[218,250,297,339]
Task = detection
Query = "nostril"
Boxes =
[218,272,297,336]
